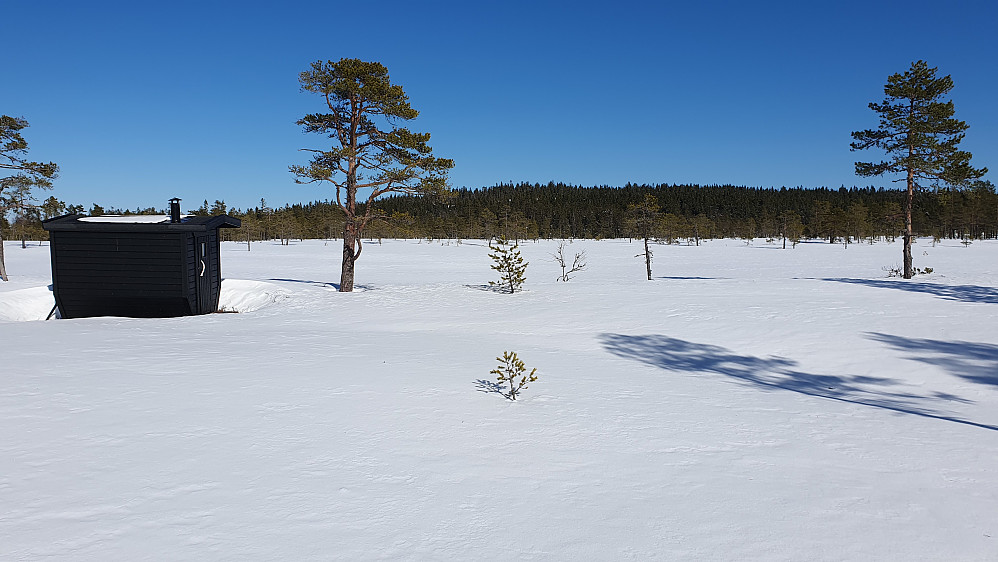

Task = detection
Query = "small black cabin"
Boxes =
[42,200,240,319]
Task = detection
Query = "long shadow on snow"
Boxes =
[819,278,998,304]
[657,276,730,281]
[867,332,998,388]
[599,333,996,432]
[268,278,373,291]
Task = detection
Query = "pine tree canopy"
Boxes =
[851,60,986,188]
[291,59,453,201]
[1,115,59,185]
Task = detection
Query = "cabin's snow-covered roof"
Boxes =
[78,215,188,224]
[43,213,240,232]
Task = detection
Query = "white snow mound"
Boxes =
[0,279,287,321]
[217,279,290,312]
[0,286,56,321]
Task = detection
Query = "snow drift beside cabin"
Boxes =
[0,286,56,322]
[0,279,288,321]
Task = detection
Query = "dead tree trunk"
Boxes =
[644,237,652,280]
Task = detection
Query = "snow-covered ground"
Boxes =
[2,237,997,560]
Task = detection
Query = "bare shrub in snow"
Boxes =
[884,264,933,277]
[551,240,587,282]
[883,264,904,278]
[490,351,538,401]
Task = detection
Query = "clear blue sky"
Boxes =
[5,0,996,212]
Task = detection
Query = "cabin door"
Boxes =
[195,235,212,313]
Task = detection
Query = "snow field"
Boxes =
[1,238,997,560]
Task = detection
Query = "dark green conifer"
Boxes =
[291,58,453,291]
[851,61,987,278]
[488,236,527,293]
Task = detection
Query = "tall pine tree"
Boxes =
[291,59,453,291]
[851,61,987,278]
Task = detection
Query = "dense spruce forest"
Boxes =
[5,182,997,246]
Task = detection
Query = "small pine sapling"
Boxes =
[490,351,538,401]
[551,240,587,282]
[488,236,527,293]
[884,264,933,277]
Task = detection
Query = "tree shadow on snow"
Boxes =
[465,284,511,294]
[867,332,998,388]
[819,278,998,304]
[599,333,996,432]
[474,379,507,396]
[267,278,372,291]
[656,276,729,281]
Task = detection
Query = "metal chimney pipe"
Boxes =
[169,198,181,223]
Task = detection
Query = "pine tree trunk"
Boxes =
[0,231,8,281]
[644,237,652,280]
[340,222,357,292]
[903,168,914,279]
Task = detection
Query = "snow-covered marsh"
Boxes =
[1,237,997,560]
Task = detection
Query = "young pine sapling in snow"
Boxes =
[488,236,527,293]
[551,240,587,282]
[490,351,538,401]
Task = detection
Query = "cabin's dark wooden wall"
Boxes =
[50,230,223,318]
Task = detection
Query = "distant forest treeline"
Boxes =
[5,182,998,245]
